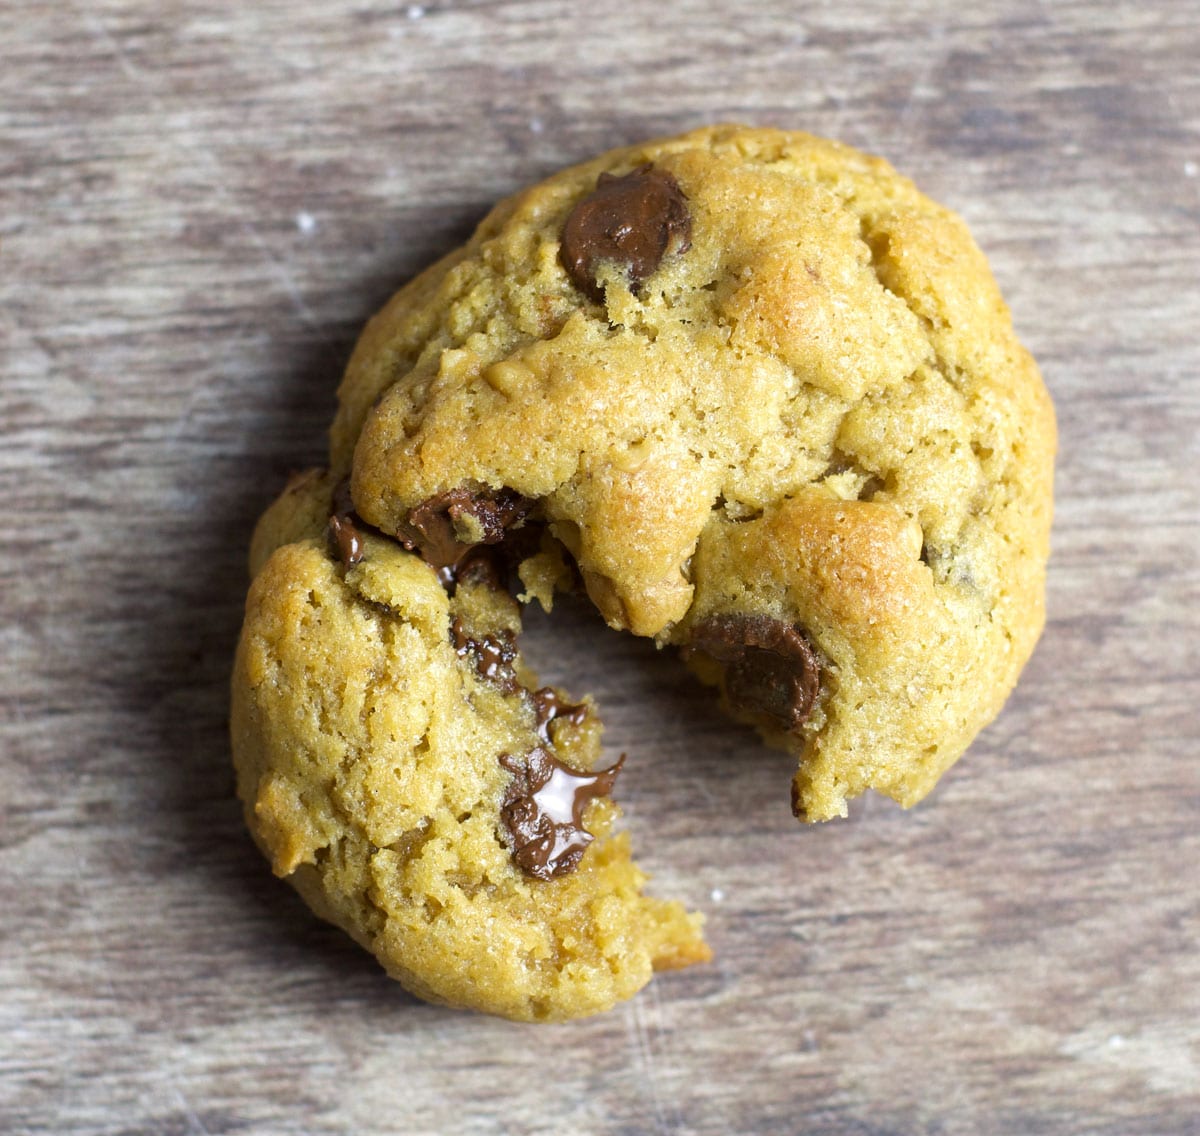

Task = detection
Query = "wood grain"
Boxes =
[3,1,1198,1133]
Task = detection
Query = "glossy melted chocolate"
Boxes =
[530,686,588,746]
[399,486,531,571]
[327,514,364,567]
[499,748,624,880]
[450,617,520,695]
[328,477,365,567]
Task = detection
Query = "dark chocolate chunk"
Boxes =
[498,748,624,880]
[560,165,691,302]
[529,686,588,746]
[399,486,532,571]
[327,514,364,567]
[690,614,820,733]
[451,617,520,694]
[435,546,506,593]
[328,475,365,567]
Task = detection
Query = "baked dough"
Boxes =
[231,125,1054,1019]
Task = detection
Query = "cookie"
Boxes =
[231,124,1054,1019]
[233,470,709,1021]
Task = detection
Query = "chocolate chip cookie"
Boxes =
[233,471,708,1021]
[232,124,1054,1019]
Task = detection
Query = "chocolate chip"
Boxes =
[327,514,364,567]
[435,546,506,593]
[499,748,624,880]
[560,165,692,302]
[399,486,532,571]
[690,614,820,733]
[328,476,365,568]
[529,686,588,746]
[451,617,520,694]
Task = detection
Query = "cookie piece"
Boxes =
[232,472,708,1021]
[330,124,1055,822]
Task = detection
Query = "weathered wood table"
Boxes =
[3,2,1198,1132]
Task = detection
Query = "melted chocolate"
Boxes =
[690,614,820,733]
[327,514,364,567]
[451,617,519,694]
[327,476,366,568]
[499,748,624,880]
[560,165,691,302]
[399,487,532,571]
[530,686,588,746]
[435,546,506,593]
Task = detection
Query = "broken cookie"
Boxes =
[232,125,1054,1020]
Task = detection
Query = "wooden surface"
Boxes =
[3,1,1199,1133]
